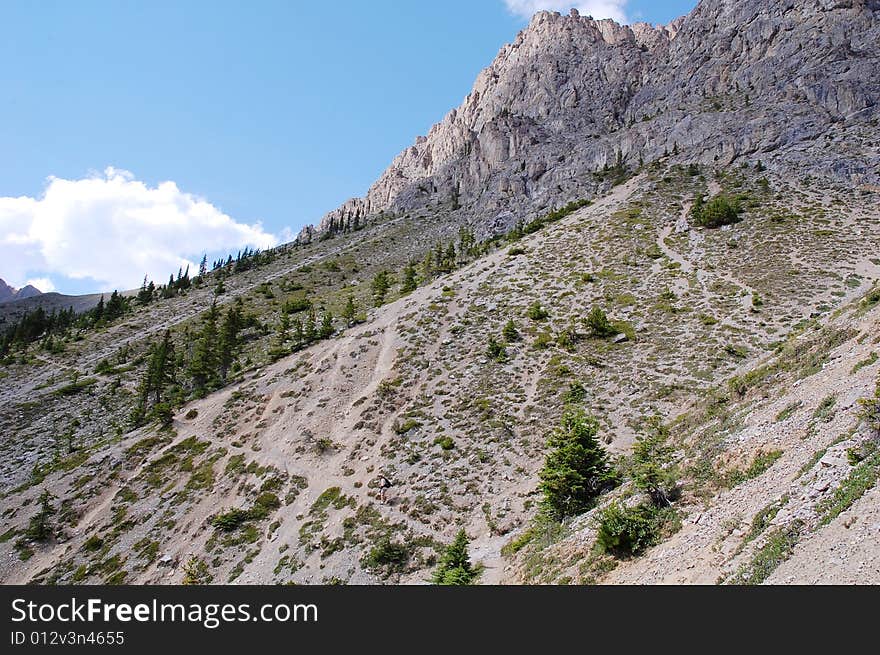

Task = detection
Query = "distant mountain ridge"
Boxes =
[0,278,42,304]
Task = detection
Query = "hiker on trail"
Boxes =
[377,474,392,504]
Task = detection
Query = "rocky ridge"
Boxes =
[305,0,879,241]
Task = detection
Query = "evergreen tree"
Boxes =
[342,296,356,326]
[26,490,56,541]
[319,311,334,339]
[147,330,176,404]
[421,250,434,279]
[458,226,475,257]
[132,330,177,426]
[401,262,418,293]
[94,295,105,323]
[292,317,304,346]
[444,242,457,268]
[630,418,678,507]
[137,275,150,304]
[432,529,476,585]
[371,270,391,307]
[304,309,317,342]
[539,409,614,519]
[198,254,208,278]
[218,302,242,381]
[278,311,291,339]
[105,290,125,321]
[137,278,155,305]
[188,302,219,394]
[433,241,445,271]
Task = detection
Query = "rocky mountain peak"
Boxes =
[300,0,877,244]
[0,278,43,304]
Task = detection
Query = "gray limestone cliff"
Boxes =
[300,0,879,241]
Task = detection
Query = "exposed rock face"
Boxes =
[0,279,14,303]
[304,0,879,240]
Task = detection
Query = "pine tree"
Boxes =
[401,262,418,293]
[432,529,476,585]
[304,309,317,342]
[421,250,434,279]
[371,271,391,307]
[444,242,457,268]
[198,254,208,278]
[26,490,56,541]
[188,302,219,394]
[94,295,105,323]
[147,330,176,404]
[137,277,155,305]
[539,409,614,519]
[132,330,177,425]
[458,226,475,257]
[218,302,242,381]
[292,317,304,346]
[319,311,334,339]
[105,290,125,321]
[342,296,356,326]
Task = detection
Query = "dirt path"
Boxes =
[657,203,759,313]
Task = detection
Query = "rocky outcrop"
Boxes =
[301,0,879,240]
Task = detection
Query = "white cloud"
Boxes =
[503,0,629,22]
[24,278,55,293]
[0,168,278,293]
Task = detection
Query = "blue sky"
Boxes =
[0,1,696,294]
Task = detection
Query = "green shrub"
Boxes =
[595,501,679,558]
[502,319,521,342]
[211,508,251,532]
[434,435,455,451]
[364,538,411,575]
[394,418,422,434]
[585,306,615,338]
[527,302,549,321]
[692,194,743,228]
[486,337,508,362]
[282,297,312,314]
[182,556,213,585]
[533,331,554,349]
[724,450,784,487]
[249,492,281,520]
[563,382,587,405]
[83,534,104,552]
